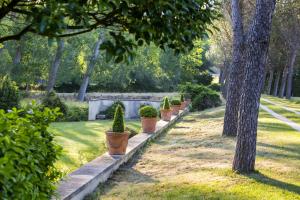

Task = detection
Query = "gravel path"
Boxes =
[260,104,300,132]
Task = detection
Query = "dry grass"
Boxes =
[86,106,300,200]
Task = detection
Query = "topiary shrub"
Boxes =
[0,76,20,111]
[180,94,185,102]
[101,101,125,119]
[171,99,181,105]
[191,90,221,111]
[208,83,221,91]
[0,104,62,199]
[112,105,125,133]
[139,106,158,118]
[42,91,67,115]
[162,97,171,110]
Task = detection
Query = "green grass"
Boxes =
[50,120,141,174]
[262,95,300,111]
[88,106,300,200]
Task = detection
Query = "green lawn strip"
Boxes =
[262,95,300,111]
[50,120,141,174]
[90,107,300,200]
[261,99,300,124]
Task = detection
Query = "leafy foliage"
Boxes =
[162,97,171,110]
[191,90,221,111]
[41,91,67,115]
[0,76,20,111]
[112,105,125,133]
[180,94,185,102]
[171,99,181,105]
[179,82,212,100]
[209,83,221,91]
[101,101,125,119]
[63,105,88,122]
[0,104,62,199]
[139,106,158,118]
[194,71,213,86]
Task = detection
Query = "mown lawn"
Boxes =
[262,95,300,111]
[88,106,300,200]
[50,120,141,174]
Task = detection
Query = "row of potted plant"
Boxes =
[106,94,190,155]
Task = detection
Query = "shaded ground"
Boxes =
[50,120,141,174]
[87,106,300,200]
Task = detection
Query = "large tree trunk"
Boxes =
[233,0,276,173]
[222,0,245,137]
[273,70,280,96]
[279,65,288,98]
[77,31,105,101]
[46,38,65,92]
[286,50,297,99]
[266,69,274,94]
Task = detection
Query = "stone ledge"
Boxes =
[55,108,188,200]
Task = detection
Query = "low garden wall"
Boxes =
[55,108,189,200]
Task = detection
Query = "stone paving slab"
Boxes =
[55,108,188,200]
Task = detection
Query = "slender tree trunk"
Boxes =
[279,65,288,98]
[46,38,65,92]
[223,0,245,137]
[233,0,276,173]
[77,31,105,101]
[222,60,230,98]
[13,40,22,65]
[273,70,280,96]
[219,68,224,84]
[286,50,297,99]
[266,70,274,94]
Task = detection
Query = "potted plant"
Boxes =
[160,97,172,121]
[106,105,129,155]
[180,94,186,110]
[171,99,181,115]
[139,105,158,133]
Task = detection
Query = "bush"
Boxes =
[0,76,20,111]
[191,90,221,111]
[42,91,68,115]
[64,105,88,121]
[208,83,221,91]
[180,94,184,102]
[179,82,212,100]
[194,71,213,86]
[0,104,62,199]
[162,97,171,110]
[112,105,125,133]
[101,101,125,119]
[171,99,181,105]
[139,106,158,118]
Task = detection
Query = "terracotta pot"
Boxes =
[106,131,129,155]
[171,105,181,115]
[180,101,186,110]
[141,117,157,133]
[160,109,172,121]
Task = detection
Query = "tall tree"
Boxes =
[77,31,104,101]
[46,38,64,92]
[222,0,245,137]
[233,0,276,173]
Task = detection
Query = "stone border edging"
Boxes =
[55,108,189,200]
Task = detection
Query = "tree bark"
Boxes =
[273,70,280,96]
[233,0,276,173]
[46,38,65,92]
[279,65,288,98]
[77,31,105,101]
[266,70,274,94]
[286,50,297,99]
[223,0,245,137]
[219,68,224,84]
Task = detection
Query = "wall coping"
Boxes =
[55,108,189,200]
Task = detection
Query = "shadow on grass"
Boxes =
[245,171,300,195]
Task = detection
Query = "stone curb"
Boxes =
[55,108,189,200]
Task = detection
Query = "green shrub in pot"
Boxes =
[139,106,158,118]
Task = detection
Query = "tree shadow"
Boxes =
[244,171,300,195]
